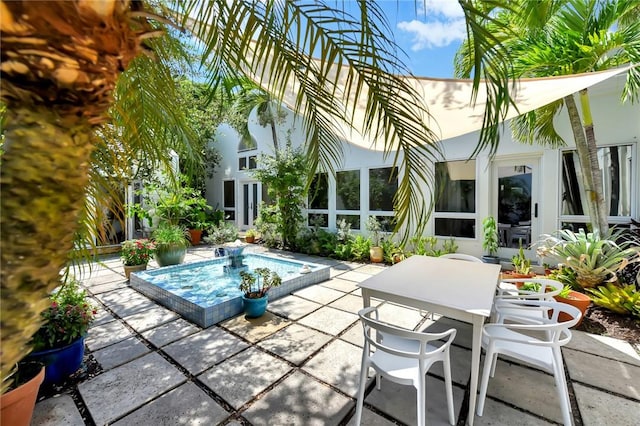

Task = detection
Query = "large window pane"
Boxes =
[337,214,360,230]
[309,173,329,209]
[223,181,235,208]
[308,213,328,228]
[435,161,475,213]
[434,218,475,238]
[336,170,360,210]
[369,167,397,211]
[561,145,633,218]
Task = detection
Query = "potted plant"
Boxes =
[152,224,190,267]
[506,243,535,278]
[245,228,257,244]
[239,268,282,318]
[1,361,44,426]
[184,195,212,245]
[120,239,155,279]
[366,216,383,263]
[25,279,96,387]
[482,216,500,264]
[548,266,590,327]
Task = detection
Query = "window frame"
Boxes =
[432,160,477,239]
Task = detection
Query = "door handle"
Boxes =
[534,203,538,218]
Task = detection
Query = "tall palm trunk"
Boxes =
[1,0,145,391]
[564,92,608,236]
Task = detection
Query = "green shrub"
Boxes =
[350,235,371,262]
[587,283,640,318]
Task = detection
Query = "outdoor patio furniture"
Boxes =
[440,253,483,262]
[477,299,582,426]
[493,278,564,323]
[357,255,501,426]
[355,306,457,426]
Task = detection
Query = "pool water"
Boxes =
[130,253,330,327]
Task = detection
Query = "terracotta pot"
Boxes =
[370,246,384,263]
[1,365,45,426]
[504,271,536,279]
[245,235,255,244]
[123,263,147,280]
[188,229,203,245]
[554,291,591,327]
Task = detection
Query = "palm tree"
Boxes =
[0,0,511,390]
[455,0,640,236]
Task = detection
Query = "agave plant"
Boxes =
[536,229,640,288]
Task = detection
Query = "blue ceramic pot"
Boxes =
[26,336,85,387]
[242,295,268,318]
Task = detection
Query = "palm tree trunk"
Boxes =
[1,108,95,389]
[564,93,608,235]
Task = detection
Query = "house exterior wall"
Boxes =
[205,77,639,260]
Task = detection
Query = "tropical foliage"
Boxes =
[0,0,511,392]
[239,268,282,299]
[456,0,640,236]
[587,283,640,318]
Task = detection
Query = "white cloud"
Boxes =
[397,18,466,50]
[416,0,464,19]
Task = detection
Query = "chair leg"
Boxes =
[354,359,370,425]
[552,349,573,426]
[376,373,382,390]
[489,352,499,377]
[443,354,455,425]
[416,375,427,426]
[477,346,495,416]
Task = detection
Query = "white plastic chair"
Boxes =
[440,253,483,262]
[355,307,457,426]
[477,300,582,426]
[493,278,564,323]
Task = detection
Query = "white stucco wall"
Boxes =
[205,77,639,260]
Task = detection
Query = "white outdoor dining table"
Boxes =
[357,255,501,426]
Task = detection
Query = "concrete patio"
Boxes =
[32,246,640,426]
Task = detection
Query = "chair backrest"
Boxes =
[440,253,483,263]
[490,299,582,346]
[496,278,563,300]
[358,307,456,360]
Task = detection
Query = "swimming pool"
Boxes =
[130,253,330,327]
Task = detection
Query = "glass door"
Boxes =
[241,182,259,229]
[492,158,539,255]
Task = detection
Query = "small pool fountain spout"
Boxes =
[223,240,247,273]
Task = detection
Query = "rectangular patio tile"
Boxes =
[345,408,397,426]
[563,347,640,400]
[365,375,464,426]
[89,303,115,327]
[423,317,473,349]
[298,306,358,335]
[33,394,84,426]
[574,383,640,426]
[198,347,292,408]
[302,339,363,397]
[258,323,332,365]
[339,323,365,348]
[320,277,361,293]
[95,289,156,317]
[86,320,134,351]
[113,382,229,426]
[86,280,126,295]
[141,318,200,347]
[122,305,179,333]
[267,295,322,320]
[83,273,126,287]
[79,352,185,426]
[566,331,640,366]
[354,264,387,275]
[92,336,150,370]
[221,311,290,343]
[376,302,429,330]
[293,285,346,305]
[337,270,372,283]
[163,327,249,375]
[329,293,365,314]
[472,398,555,426]
[242,371,352,425]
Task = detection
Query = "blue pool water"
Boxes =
[130,253,330,327]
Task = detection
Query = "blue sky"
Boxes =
[343,0,466,78]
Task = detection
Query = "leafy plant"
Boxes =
[519,281,541,293]
[511,243,532,275]
[245,228,257,238]
[120,239,155,266]
[548,265,580,291]
[482,216,499,256]
[239,268,282,299]
[31,280,96,351]
[204,222,238,245]
[365,216,382,247]
[350,235,372,262]
[152,224,190,249]
[537,229,640,288]
[587,283,640,318]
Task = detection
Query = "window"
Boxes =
[433,161,476,238]
[223,180,235,220]
[337,170,360,210]
[369,167,397,211]
[308,173,329,227]
[238,155,257,171]
[337,214,360,230]
[561,144,634,228]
